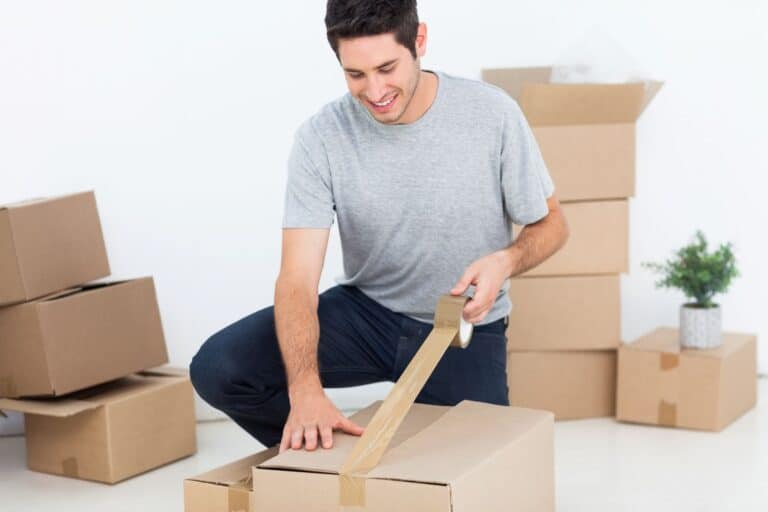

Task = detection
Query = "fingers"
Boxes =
[451,267,477,296]
[338,416,365,436]
[320,425,334,449]
[304,425,319,451]
[463,285,495,324]
[279,426,291,453]
[290,426,304,450]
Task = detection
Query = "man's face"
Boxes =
[337,29,425,124]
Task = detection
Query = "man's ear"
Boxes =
[415,22,428,58]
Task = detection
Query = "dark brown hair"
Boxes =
[325,0,419,60]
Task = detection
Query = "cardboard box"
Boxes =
[617,327,757,431]
[220,401,553,512]
[482,67,662,202]
[507,274,620,351]
[516,199,628,276]
[184,449,278,512]
[0,191,111,306]
[0,368,197,483]
[507,350,617,420]
[0,277,169,398]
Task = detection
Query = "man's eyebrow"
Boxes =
[343,59,398,73]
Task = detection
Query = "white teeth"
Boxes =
[373,96,395,107]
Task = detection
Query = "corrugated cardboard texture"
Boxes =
[0,277,169,398]
[0,191,110,306]
[0,304,52,397]
[0,209,25,304]
[21,373,196,483]
[253,401,554,512]
[617,327,757,431]
[507,350,617,420]
[507,274,620,351]
[532,123,635,201]
[184,449,278,512]
[482,67,662,201]
[518,200,628,276]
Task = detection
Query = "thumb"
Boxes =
[451,269,475,295]
[339,416,365,436]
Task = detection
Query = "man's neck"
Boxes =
[397,70,438,125]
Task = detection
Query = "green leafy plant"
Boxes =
[642,230,738,308]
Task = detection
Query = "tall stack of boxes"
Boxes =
[482,67,663,419]
[0,191,197,483]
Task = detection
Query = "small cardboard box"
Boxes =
[507,274,620,351]
[517,199,628,276]
[0,368,197,483]
[243,401,554,512]
[184,449,278,512]
[0,191,111,306]
[482,67,662,202]
[0,277,169,398]
[507,350,617,420]
[617,327,757,431]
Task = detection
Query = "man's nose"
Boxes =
[366,75,387,101]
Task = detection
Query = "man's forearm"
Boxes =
[274,279,323,396]
[501,207,569,278]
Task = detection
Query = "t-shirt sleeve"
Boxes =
[281,121,335,228]
[500,97,555,226]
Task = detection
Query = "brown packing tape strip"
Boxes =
[338,295,472,507]
[657,352,679,426]
[658,400,678,427]
[61,457,79,478]
[227,486,250,512]
[659,352,679,370]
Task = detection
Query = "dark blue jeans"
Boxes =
[189,284,509,447]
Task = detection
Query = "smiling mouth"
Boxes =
[367,93,398,112]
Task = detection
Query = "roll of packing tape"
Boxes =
[339,294,472,506]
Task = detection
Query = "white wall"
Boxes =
[1,1,765,421]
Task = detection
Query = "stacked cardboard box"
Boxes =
[483,67,662,420]
[0,191,197,482]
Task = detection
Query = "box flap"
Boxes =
[189,448,279,486]
[138,366,190,378]
[258,401,551,486]
[482,67,662,125]
[0,191,94,211]
[366,401,552,484]
[258,401,450,476]
[481,67,553,101]
[0,397,100,417]
[519,82,649,125]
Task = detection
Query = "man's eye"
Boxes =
[349,73,364,80]
[380,67,394,74]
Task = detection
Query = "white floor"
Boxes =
[1,379,766,512]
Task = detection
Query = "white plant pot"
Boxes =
[679,303,722,349]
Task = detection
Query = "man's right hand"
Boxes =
[280,385,365,453]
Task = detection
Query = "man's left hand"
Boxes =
[450,250,514,324]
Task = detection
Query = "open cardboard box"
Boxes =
[0,277,169,398]
[186,295,556,511]
[186,401,554,511]
[0,191,111,306]
[482,66,663,202]
[0,367,197,483]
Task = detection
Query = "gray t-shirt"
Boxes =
[282,70,555,325]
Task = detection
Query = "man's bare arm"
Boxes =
[500,194,570,277]
[274,228,364,452]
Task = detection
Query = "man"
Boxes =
[190,0,569,454]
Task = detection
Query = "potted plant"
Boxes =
[642,230,738,349]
